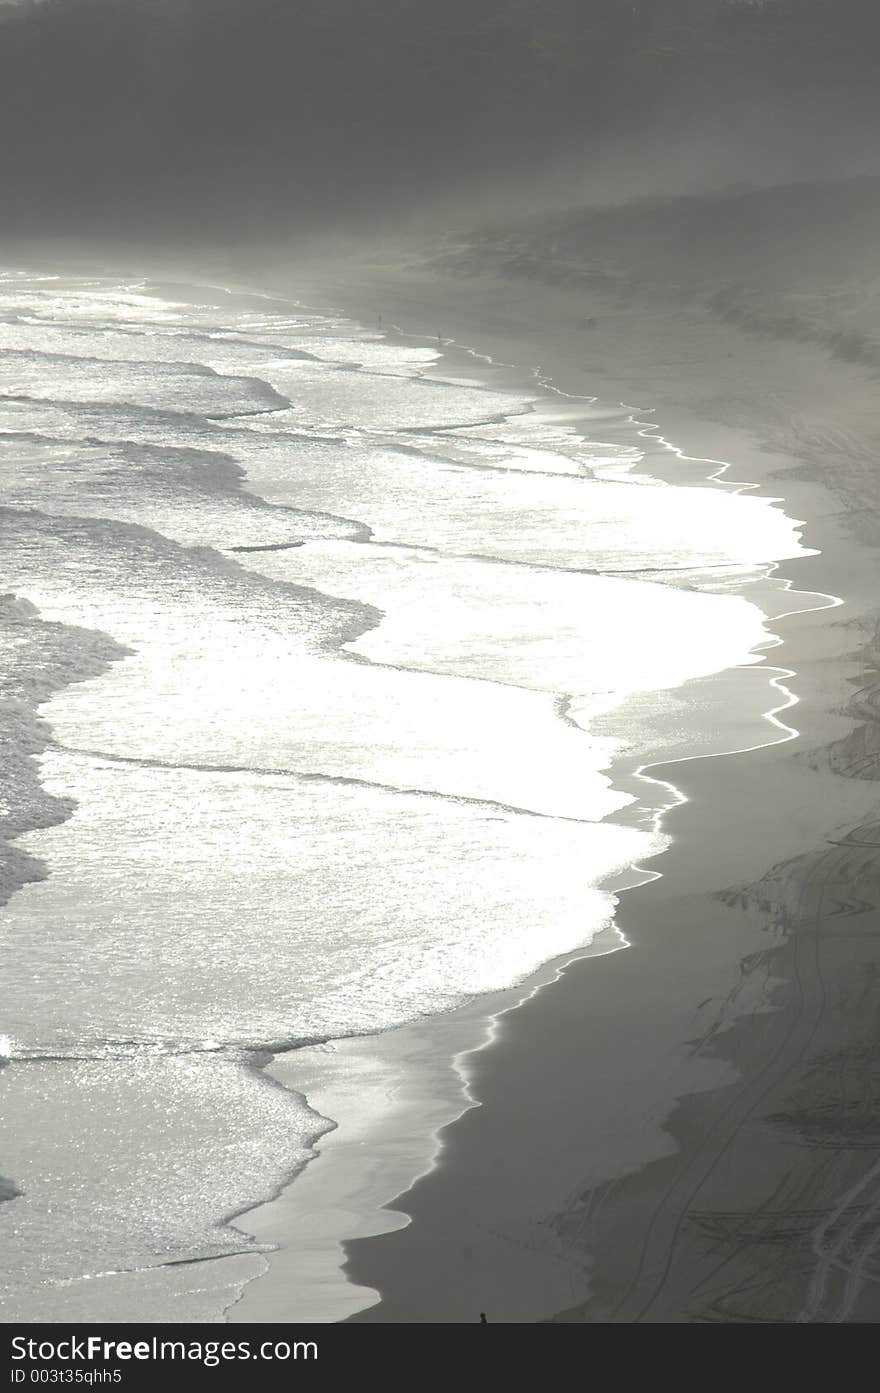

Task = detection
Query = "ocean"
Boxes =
[0,268,809,1321]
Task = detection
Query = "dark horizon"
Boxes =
[2,0,880,245]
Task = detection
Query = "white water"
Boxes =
[0,269,809,1320]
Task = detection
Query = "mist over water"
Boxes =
[2,1,880,243]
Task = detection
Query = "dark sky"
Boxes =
[0,1,877,243]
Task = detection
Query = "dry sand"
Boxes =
[230,181,880,1323]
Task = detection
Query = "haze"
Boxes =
[2,0,879,245]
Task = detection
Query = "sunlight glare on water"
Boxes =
[0,271,812,1321]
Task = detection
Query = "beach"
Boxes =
[5,0,880,1342]
[0,253,785,1322]
[227,182,880,1323]
[4,178,880,1324]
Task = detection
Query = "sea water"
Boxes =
[0,270,807,1320]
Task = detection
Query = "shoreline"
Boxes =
[224,259,849,1322]
[6,221,878,1320]
[309,253,880,1322]
[1,253,757,1323]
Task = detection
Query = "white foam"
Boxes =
[0,270,814,1321]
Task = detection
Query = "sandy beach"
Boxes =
[227,180,880,1323]
[6,178,880,1324]
[8,0,880,1346]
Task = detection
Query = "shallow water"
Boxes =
[0,269,809,1320]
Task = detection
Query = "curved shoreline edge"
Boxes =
[313,251,880,1325]
[224,267,843,1324]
